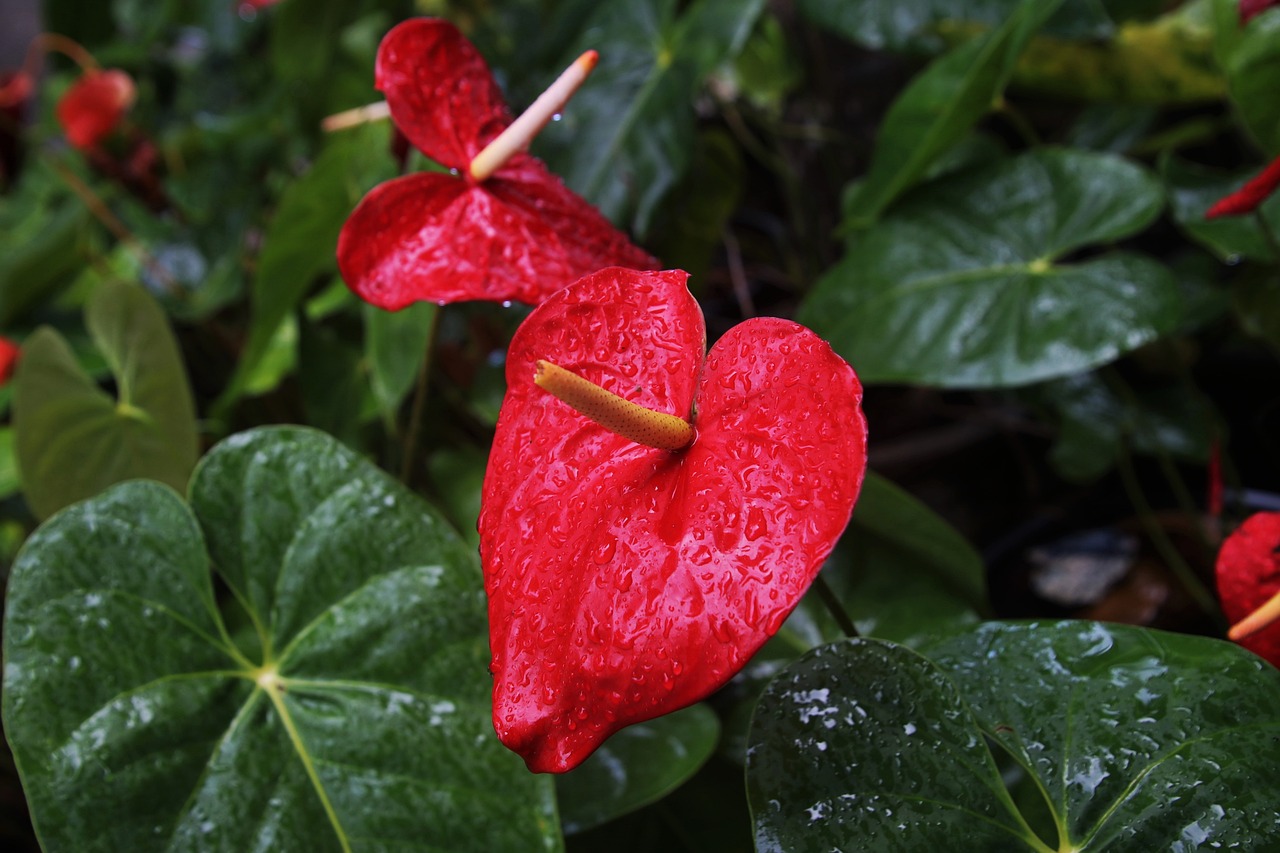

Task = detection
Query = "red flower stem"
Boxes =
[321,100,392,132]
[46,155,180,296]
[0,32,100,105]
[468,50,598,182]
[1229,588,1280,640]
[534,359,694,451]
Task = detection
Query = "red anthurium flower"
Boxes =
[56,68,135,151]
[1205,154,1280,219]
[1241,0,1280,24]
[479,267,868,772]
[1216,511,1280,667]
[0,336,20,385]
[337,19,657,310]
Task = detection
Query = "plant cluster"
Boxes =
[0,0,1278,851]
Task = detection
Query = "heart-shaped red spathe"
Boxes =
[479,267,868,773]
[336,18,658,310]
[1216,511,1280,667]
[56,69,135,151]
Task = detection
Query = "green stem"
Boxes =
[813,573,859,638]
[398,307,441,484]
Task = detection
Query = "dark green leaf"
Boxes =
[13,280,199,520]
[1234,271,1280,352]
[557,704,720,835]
[3,426,561,851]
[536,0,764,236]
[802,149,1178,388]
[842,0,1064,229]
[797,0,1111,52]
[1225,10,1280,154]
[778,472,986,652]
[747,623,1280,851]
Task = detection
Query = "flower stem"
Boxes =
[813,573,859,638]
[468,50,598,182]
[534,360,694,451]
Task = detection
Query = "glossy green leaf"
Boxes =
[215,122,396,413]
[747,623,1280,852]
[365,301,437,422]
[779,472,986,651]
[841,0,1063,229]
[13,280,199,520]
[557,703,720,835]
[2,426,561,851]
[1163,154,1280,263]
[802,148,1178,388]
[536,0,764,236]
[647,129,744,283]
[1224,9,1280,154]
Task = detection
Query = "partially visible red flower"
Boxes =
[338,18,657,310]
[1216,511,1280,667]
[1241,0,1280,24]
[1205,154,1280,219]
[56,69,135,151]
[0,337,20,385]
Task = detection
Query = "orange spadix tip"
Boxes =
[1228,588,1280,641]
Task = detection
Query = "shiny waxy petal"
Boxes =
[376,18,509,169]
[338,157,658,309]
[1216,511,1280,666]
[479,267,867,773]
[340,18,658,307]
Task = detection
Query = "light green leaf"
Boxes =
[801,148,1178,388]
[557,704,720,835]
[13,280,199,520]
[3,426,561,851]
[215,122,396,413]
[747,623,1280,851]
[365,301,437,421]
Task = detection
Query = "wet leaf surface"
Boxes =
[801,148,1178,387]
[2,426,560,851]
[747,622,1280,851]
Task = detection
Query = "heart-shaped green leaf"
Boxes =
[801,148,1179,388]
[2,426,560,851]
[747,622,1280,851]
[12,279,199,520]
[556,703,720,835]
[535,0,764,236]
[840,0,1063,229]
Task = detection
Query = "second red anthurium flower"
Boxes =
[56,68,135,151]
[1216,511,1280,668]
[337,19,657,310]
[479,267,868,772]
